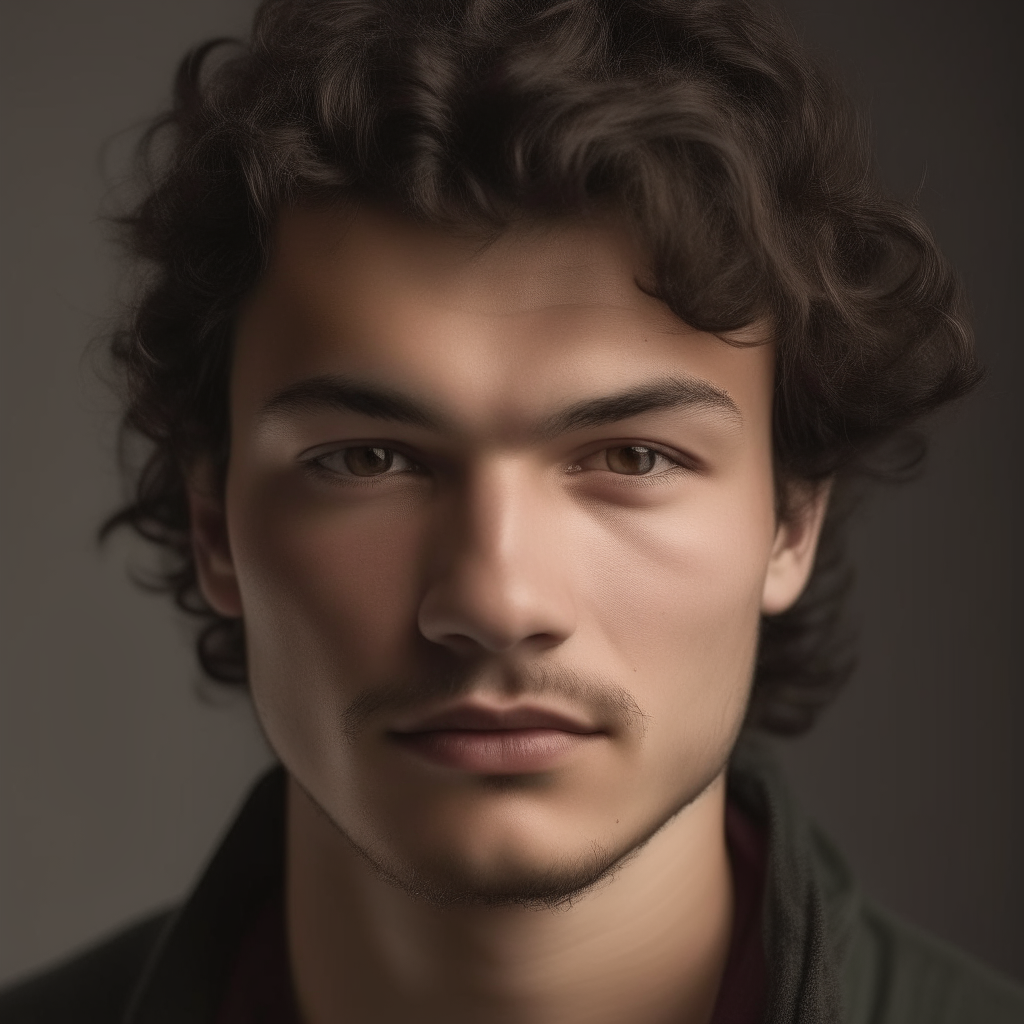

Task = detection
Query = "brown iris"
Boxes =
[606,446,658,474]
[343,446,394,476]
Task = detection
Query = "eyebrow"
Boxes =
[538,375,740,438]
[261,376,446,429]
[259,373,740,437]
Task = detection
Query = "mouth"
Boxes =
[388,703,604,773]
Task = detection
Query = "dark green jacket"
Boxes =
[3,741,1022,1022]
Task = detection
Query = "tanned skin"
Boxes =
[188,205,828,1024]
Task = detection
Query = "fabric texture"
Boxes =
[707,800,770,1022]
[2,737,1022,1023]
[215,897,300,1024]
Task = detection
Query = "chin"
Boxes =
[351,829,629,910]
[333,774,698,910]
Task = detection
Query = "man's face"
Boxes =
[193,206,819,904]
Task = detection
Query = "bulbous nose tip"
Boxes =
[417,581,576,657]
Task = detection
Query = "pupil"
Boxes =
[610,446,656,474]
[345,446,393,476]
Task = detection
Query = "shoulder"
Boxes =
[0,910,172,1024]
[802,815,1024,1024]
[843,898,1024,1024]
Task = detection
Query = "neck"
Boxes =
[285,774,734,1024]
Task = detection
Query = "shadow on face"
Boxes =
[187,204,822,903]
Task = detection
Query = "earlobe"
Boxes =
[760,481,831,616]
[187,465,243,619]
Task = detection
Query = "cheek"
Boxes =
[227,478,428,684]
[574,477,775,708]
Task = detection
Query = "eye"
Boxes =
[574,445,682,476]
[311,446,419,478]
[605,445,661,475]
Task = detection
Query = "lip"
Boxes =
[392,703,598,734]
[389,702,603,773]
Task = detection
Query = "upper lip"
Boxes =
[390,703,600,735]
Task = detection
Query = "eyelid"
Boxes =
[570,440,701,472]
[299,442,422,479]
[295,439,701,475]
[298,439,418,463]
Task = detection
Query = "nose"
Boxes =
[417,461,577,656]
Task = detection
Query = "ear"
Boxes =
[761,480,831,616]
[187,462,243,618]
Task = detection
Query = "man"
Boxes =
[2,0,1022,1021]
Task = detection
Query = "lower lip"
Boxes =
[392,728,598,773]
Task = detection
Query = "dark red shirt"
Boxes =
[708,800,769,1022]
[217,801,767,1024]
[215,896,299,1024]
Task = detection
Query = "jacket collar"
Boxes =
[729,736,851,1023]
[125,769,286,1024]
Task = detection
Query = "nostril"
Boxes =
[422,618,571,658]
[432,632,490,658]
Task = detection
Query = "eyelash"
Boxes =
[301,442,694,483]
[567,445,689,477]
[302,445,423,481]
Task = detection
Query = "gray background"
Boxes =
[1,0,1021,989]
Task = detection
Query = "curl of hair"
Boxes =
[102,0,979,734]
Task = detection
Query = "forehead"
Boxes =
[233,205,772,432]
[258,204,666,316]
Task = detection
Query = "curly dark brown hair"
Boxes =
[103,0,979,735]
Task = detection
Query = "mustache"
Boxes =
[340,663,648,738]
